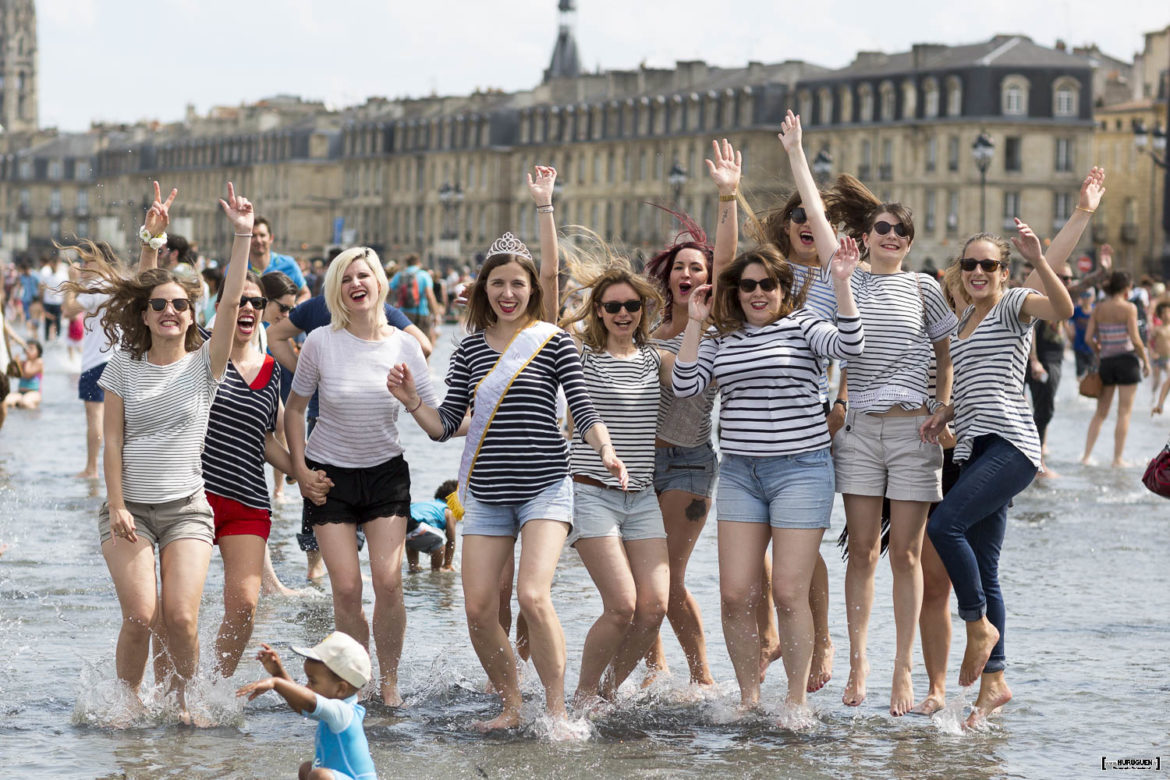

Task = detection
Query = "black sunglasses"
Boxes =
[738,278,779,293]
[274,301,293,314]
[147,297,191,312]
[959,258,1004,273]
[788,206,830,225]
[600,299,643,314]
[239,296,268,309]
[873,220,909,238]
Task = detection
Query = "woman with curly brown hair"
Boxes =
[673,239,863,721]
[69,183,255,721]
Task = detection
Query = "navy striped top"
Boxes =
[202,356,281,511]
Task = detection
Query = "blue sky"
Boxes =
[36,0,1170,131]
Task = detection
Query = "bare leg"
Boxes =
[717,520,771,708]
[1081,385,1116,464]
[574,536,637,703]
[912,535,951,715]
[841,494,882,707]
[807,554,834,692]
[101,537,158,691]
[1113,384,1138,467]
[76,400,103,478]
[214,534,266,677]
[653,490,714,685]
[515,519,571,719]
[757,549,781,680]
[158,538,214,718]
[259,543,297,597]
[967,670,1013,729]
[305,550,325,581]
[361,515,408,706]
[886,500,928,716]
[314,523,369,650]
[463,534,522,730]
[770,528,825,710]
[603,538,669,696]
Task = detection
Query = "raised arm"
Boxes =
[706,138,742,286]
[266,315,301,373]
[1014,219,1075,323]
[779,110,837,269]
[138,181,177,271]
[1025,167,1105,290]
[528,166,560,323]
[211,183,255,379]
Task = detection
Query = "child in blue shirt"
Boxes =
[405,479,458,573]
[238,632,376,780]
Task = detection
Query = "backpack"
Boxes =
[396,268,421,310]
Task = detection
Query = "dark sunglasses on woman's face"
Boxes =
[788,206,830,225]
[147,297,191,312]
[239,296,268,309]
[738,278,779,293]
[274,301,293,314]
[959,258,1004,273]
[600,299,643,314]
[873,220,909,238]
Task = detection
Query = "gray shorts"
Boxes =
[568,483,666,545]
[462,476,573,538]
[99,492,215,549]
[832,411,943,503]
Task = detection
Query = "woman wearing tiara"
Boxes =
[389,179,627,730]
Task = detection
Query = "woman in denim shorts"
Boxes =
[561,263,670,705]
[673,237,864,718]
[71,182,253,720]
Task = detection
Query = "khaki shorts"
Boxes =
[99,492,215,549]
[832,411,943,503]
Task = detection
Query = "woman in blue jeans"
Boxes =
[673,240,863,722]
[921,213,1082,728]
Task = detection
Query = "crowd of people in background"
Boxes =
[1,110,1169,776]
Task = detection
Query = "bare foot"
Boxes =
[807,638,834,693]
[1037,463,1060,479]
[758,638,782,682]
[260,580,301,597]
[889,664,915,717]
[910,689,946,715]
[966,672,1012,729]
[473,709,521,732]
[74,469,99,479]
[1112,458,1132,468]
[306,553,325,581]
[959,619,1000,687]
[381,682,403,708]
[842,658,869,706]
[1079,455,1096,466]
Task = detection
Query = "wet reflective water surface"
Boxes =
[1,328,1167,778]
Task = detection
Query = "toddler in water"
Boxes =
[405,479,459,572]
[237,632,376,780]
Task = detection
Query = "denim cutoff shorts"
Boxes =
[653,442,718,497]
[717,449,834,529]
[462,475,573,538]
[568,483,666,546]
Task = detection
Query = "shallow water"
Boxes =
[1,326,1167,779]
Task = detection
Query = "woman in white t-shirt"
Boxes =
[69,183,254,721]
[285,246,437,708]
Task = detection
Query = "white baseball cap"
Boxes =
[291,631,371,689]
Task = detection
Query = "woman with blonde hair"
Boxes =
[284,245,437,707]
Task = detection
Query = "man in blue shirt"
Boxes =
[388,254,442,337]
[251,216,310,303]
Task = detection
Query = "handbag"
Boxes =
[1078,370,1102,399]
[1142,447,1170,498]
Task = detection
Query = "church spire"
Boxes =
[543,0,580,83]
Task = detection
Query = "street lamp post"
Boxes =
[813,148,833,184]
[1134,119,1168,277]
[668,161,687,206]
[437,182,464,271]
[971,132,995,233]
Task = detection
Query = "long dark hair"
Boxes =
[465,253,545,331]
[825,174,915,254]
[643,205,713,323]
[709,246,805,335]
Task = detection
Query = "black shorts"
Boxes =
[1098,353,1141,386]
[304,455,411,526]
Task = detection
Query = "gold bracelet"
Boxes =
[719,193,737,202]
[1075,206,1095,214]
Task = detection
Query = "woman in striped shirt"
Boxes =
[77,183,253,720]
[285,246,436,708]
[673,239,863,718]
[388,236,626,731]
[921,216,1079,728]
[781,111,957,715]
[203,272,330,677]
[560,260,671,706]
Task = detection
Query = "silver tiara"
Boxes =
[485,232,532,262]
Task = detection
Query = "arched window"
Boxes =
[879,81,896,121]
[1053,77,1080,117]
[945,76,963,117]
[1000,74,1030,116]
[858,84,874,122]
[923,77,939,118]
[798,90,813,122]
[901,80,917,119]
[838,85,853,123]
[818,88,833,125]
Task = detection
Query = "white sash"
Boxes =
[457,321,560,504]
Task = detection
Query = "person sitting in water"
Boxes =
[237,631,376,780]
[405,479,458,573]
[3,339,43,410]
